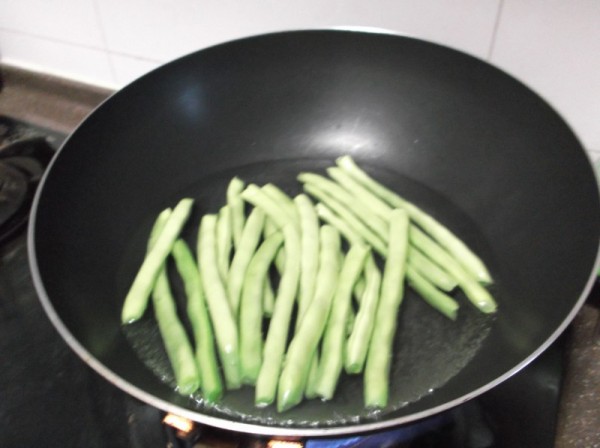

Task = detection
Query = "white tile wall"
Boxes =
[0,0,104,47]
[108,53,161,87]
[0,0,499,86]
[94,0,498,63]
[0,29,114,86]
[0,0,598,152]
[490,0,600,153]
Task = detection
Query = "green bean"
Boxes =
[241,184,291,229]
[304,351,320,399]
[353,274,366,304]
[294,194,320,325]
[147,208,172,249]
[315,202,363,247]
[262,219,281,316]
[316,197,457,301]
[121,198,194,324]
[277,225,341,412]
[171,239,223,402]
[263,217,286,272]
[345,254,382,374]
[264,216,279,237]
[227,177,246,249]
[346,303,356,336]
[139,208,201,395]
[262,183,298,222]
[216,205,232,281]
[298,172,388,240]
[326,166,392,220]
[304,184,388,256]
[261,185,295,274]
[255,224,301,407]
[239,231,284,385]
[197,214,241,389]
[263,276,275,317]
[408,247,458,292]
[336,155,493,284]
[410,226,497,313]
[317,194,463,318]
[227,207,265,317]
[406,265,459,320]
[315,243,370,400]
[364,208,409,408]
[250,183,296,275]
[152,268,201,396]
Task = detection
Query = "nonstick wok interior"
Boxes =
[29,30,600,436]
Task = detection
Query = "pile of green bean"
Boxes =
[120,155,496,412]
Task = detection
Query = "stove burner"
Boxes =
[0,136,56,244]
[0,162,27,227]
[0,115,65,150]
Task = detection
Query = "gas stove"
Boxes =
[0,115,569,448]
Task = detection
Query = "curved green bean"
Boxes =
[345,254,382,374]
[326,166,392,220]
[121,198,194,324]
[304,350,320,400]
[406,265,459,320]
[263,276,275,317]
[315,243,370,400]
[304,184,387,256]
[216,205,232,282]
[409,225,497,313]
[364,208,409,408]
[277,225,341,412]
[294,194,320,325]
[298,172,388,240]
[152,268,201,396]
[227,207,265,317]
[255,224,301,407]
[241,184,291,230]
[353,274,366,304]
[239,231,284,385]
[147,208,172,249]
[171,239,223,402]
[263,217,286,274]
[262,183,298,222]
[408,246,458,292]
[315,202,363,247]
[197,214,241,390]
[227,177,246,249]
[138,208,201,395]
[316,193,458,295]
[336,155,493,284]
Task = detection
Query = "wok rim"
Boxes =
[27,28,600,437]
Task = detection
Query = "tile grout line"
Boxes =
[0,26,162,65]
[0,26,106,54]
[91,0,118,85]
[487,0,505,61]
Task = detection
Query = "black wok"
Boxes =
[29,30,600,436]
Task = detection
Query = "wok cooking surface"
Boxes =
[118,157,495,426]
[23,30,600,437]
